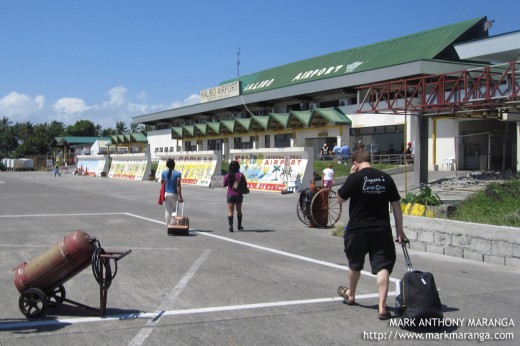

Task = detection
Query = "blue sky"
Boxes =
[1,0,519,130]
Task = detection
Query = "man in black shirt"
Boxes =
[336,149,407,320]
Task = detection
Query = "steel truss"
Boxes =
[356,61,520,117]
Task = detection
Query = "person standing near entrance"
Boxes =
[336,149,407,320]
[161,158,184,226]
[320,143,331,160]
[321,164,335,189]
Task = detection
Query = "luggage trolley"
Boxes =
[12,230,131,318]
[296,187,342,228]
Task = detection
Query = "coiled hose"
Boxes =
[91,240,118,289]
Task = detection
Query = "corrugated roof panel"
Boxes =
[314,108,352,125]
[236,118,253,131]
[231,17,485,95]
[207,122,221,135]
[251,115,271,130]
[270,113,290,128]
[290,111,313,127]
[194,124,208,136]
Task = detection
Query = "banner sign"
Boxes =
[157,151,221,187]
[108,153,151,181]
[76,155,109,177]
[230,148,313,192]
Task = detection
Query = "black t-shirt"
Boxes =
[337,167,401,232]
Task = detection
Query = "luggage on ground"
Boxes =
[167,202,190,236]
[395,241,443,326]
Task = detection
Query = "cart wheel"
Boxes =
[47,285,66,307]
[19,288,48,318]
[310,189,343,227]
[296,198,311,225]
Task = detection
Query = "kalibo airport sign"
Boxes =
[200,81,240,103]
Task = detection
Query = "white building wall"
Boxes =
[429,118,459,171]
[147,129,178,160]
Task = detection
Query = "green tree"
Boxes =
[102,128,115,136]
[13,121,34,144]
[130,122,141,133]
[65,120,96,136]
[1,116,13,131]
[115,121,128,134]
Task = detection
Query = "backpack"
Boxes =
[232,174,250,194]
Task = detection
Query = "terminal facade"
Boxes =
[133,17,520,180]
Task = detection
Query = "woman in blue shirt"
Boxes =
[161,158,184,226]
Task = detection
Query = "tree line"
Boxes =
[0,116,153,159]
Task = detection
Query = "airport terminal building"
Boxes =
[133,17,520,177]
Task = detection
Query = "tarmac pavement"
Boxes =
[0,170,518,345]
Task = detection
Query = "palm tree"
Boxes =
[130,122,141,133]
[1,116,13,132]
[13,121,34,144]
[115,121,128,134]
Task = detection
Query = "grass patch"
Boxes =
[450,179,520,227]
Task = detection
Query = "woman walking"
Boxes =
[161,158,183,226]
[223,160,247,232]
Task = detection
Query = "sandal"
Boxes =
[337,286,356,306]
[378,311,392,320]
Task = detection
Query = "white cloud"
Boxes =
[53,97,90,114]
[0,92,46,123]
[107,86,127,107]
[170,93,200,109]
[0,87,200,130]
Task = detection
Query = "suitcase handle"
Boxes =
[176,201,185,217]
[396,239,413,272]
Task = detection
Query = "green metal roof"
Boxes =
[270,113,291,128]
[207,122,221,135]
[236,118,253,131]
[314,108,352,125]
[251,115,271,130]
[52,136,111,146]
[194,123,208,136]
[221,120,236,133]
[168,108,351,138]
[130,132,148,142]
[172,127,184,139]
[290,111,313,127]
[183,125,195,136]
[221,17,486,95]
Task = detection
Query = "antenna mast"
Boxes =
[237,47,241,78]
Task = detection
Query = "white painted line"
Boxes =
[0,292,394,331]
[0,212,126,218]
[123,212,398,282]
[128,249,212,346]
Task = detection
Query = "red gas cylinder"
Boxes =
[13,230,96,294]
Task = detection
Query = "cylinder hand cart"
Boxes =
[12,230,131,318]
[296,186,342,228]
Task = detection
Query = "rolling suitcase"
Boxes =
[395,241,443,326]
[167,202,190,236]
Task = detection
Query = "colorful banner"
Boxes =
[157,151,221,187]
[108,153,151,181]
[76,155,109,176]
[230,148,313,192]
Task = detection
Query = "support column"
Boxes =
[414,114,429,186]
[517,123,520,172]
